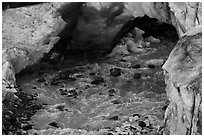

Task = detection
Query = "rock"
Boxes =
[108,44,129,57]
[2,3,66,99]
[56,105,65,111]
[59,89,68,96]
[110,68,121,76]
[67,89,78,98]
[132,113,140,118]
[131,27,145,42]
[2,3,65,73]
[145,59,164,67]
[143,41,151,47]
[111,99,122,104]
[32,86,37,89]
[50,80,60,86]
[147,65,155,69]
[109,116,119,120]
[49,122,59,128]
[37,77,46,83]
[133,73,141,79]
[162,31,202,134]
[126,39,145,53]
[131,64,141,69]
[91,76,104,85]
[169,2,202,37]
[126,39,140,48]
[108,89,116,94]
[145,36,160,43]
[21,123,33,130]
[138,121,146,128]
[108,89,116,96]
[128,46,147,54]
[89,72,95,76]
[122,56,138,62]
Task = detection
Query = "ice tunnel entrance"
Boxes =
[3,3,180,135]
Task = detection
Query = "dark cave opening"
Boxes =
[43,14,179,62]
[109,15,179,54]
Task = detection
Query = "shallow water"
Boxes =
[16,38,177,135]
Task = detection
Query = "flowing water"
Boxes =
[15,38,177,135]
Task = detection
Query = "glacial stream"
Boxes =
[15,37,177,135]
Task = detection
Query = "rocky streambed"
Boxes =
[2,2,201,135]
[3,34,178,135]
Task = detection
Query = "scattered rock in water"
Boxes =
[111,99,122,104]
[122,56,138,62]
[56,105,65,111]
[49,122,59,128]
[58,71,73,80]
[85,85,91,89]
[32,86,37,89]
[108,89,116,96]
[108,89,116,94]
[131,64,141,69]
[89,72,95,76]
[110,68,121,76]
[2,91,42,135]
[91,76,104,85]
[109,115,119,120]
[145,59,164,67]
[133,73,141,79]
[162,104,168,111]
[50,80,60,86]
[37,77,46,83]
[67,76,77,81]
[130,47,146,53]
[75,74,83,78]
[138,121,146,128]
[109,94,115,97]
[67,89,78,98]
[108,44,129,57]
[132,113,140,118]
[21,122,33,130]
[59,88,68,96]
[126,39,145,53]
[147,64,155,69]
[145,36,160,43]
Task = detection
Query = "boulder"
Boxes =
[2,3,66,99]
[145,36,160,43]
[131,27,145,42]
[108,44,129,57]
[145,59,164,67]
[162,29,202,135]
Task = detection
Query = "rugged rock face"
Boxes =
[169,2,202,38]
[2,3,66,98]
[162,28,202,135]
